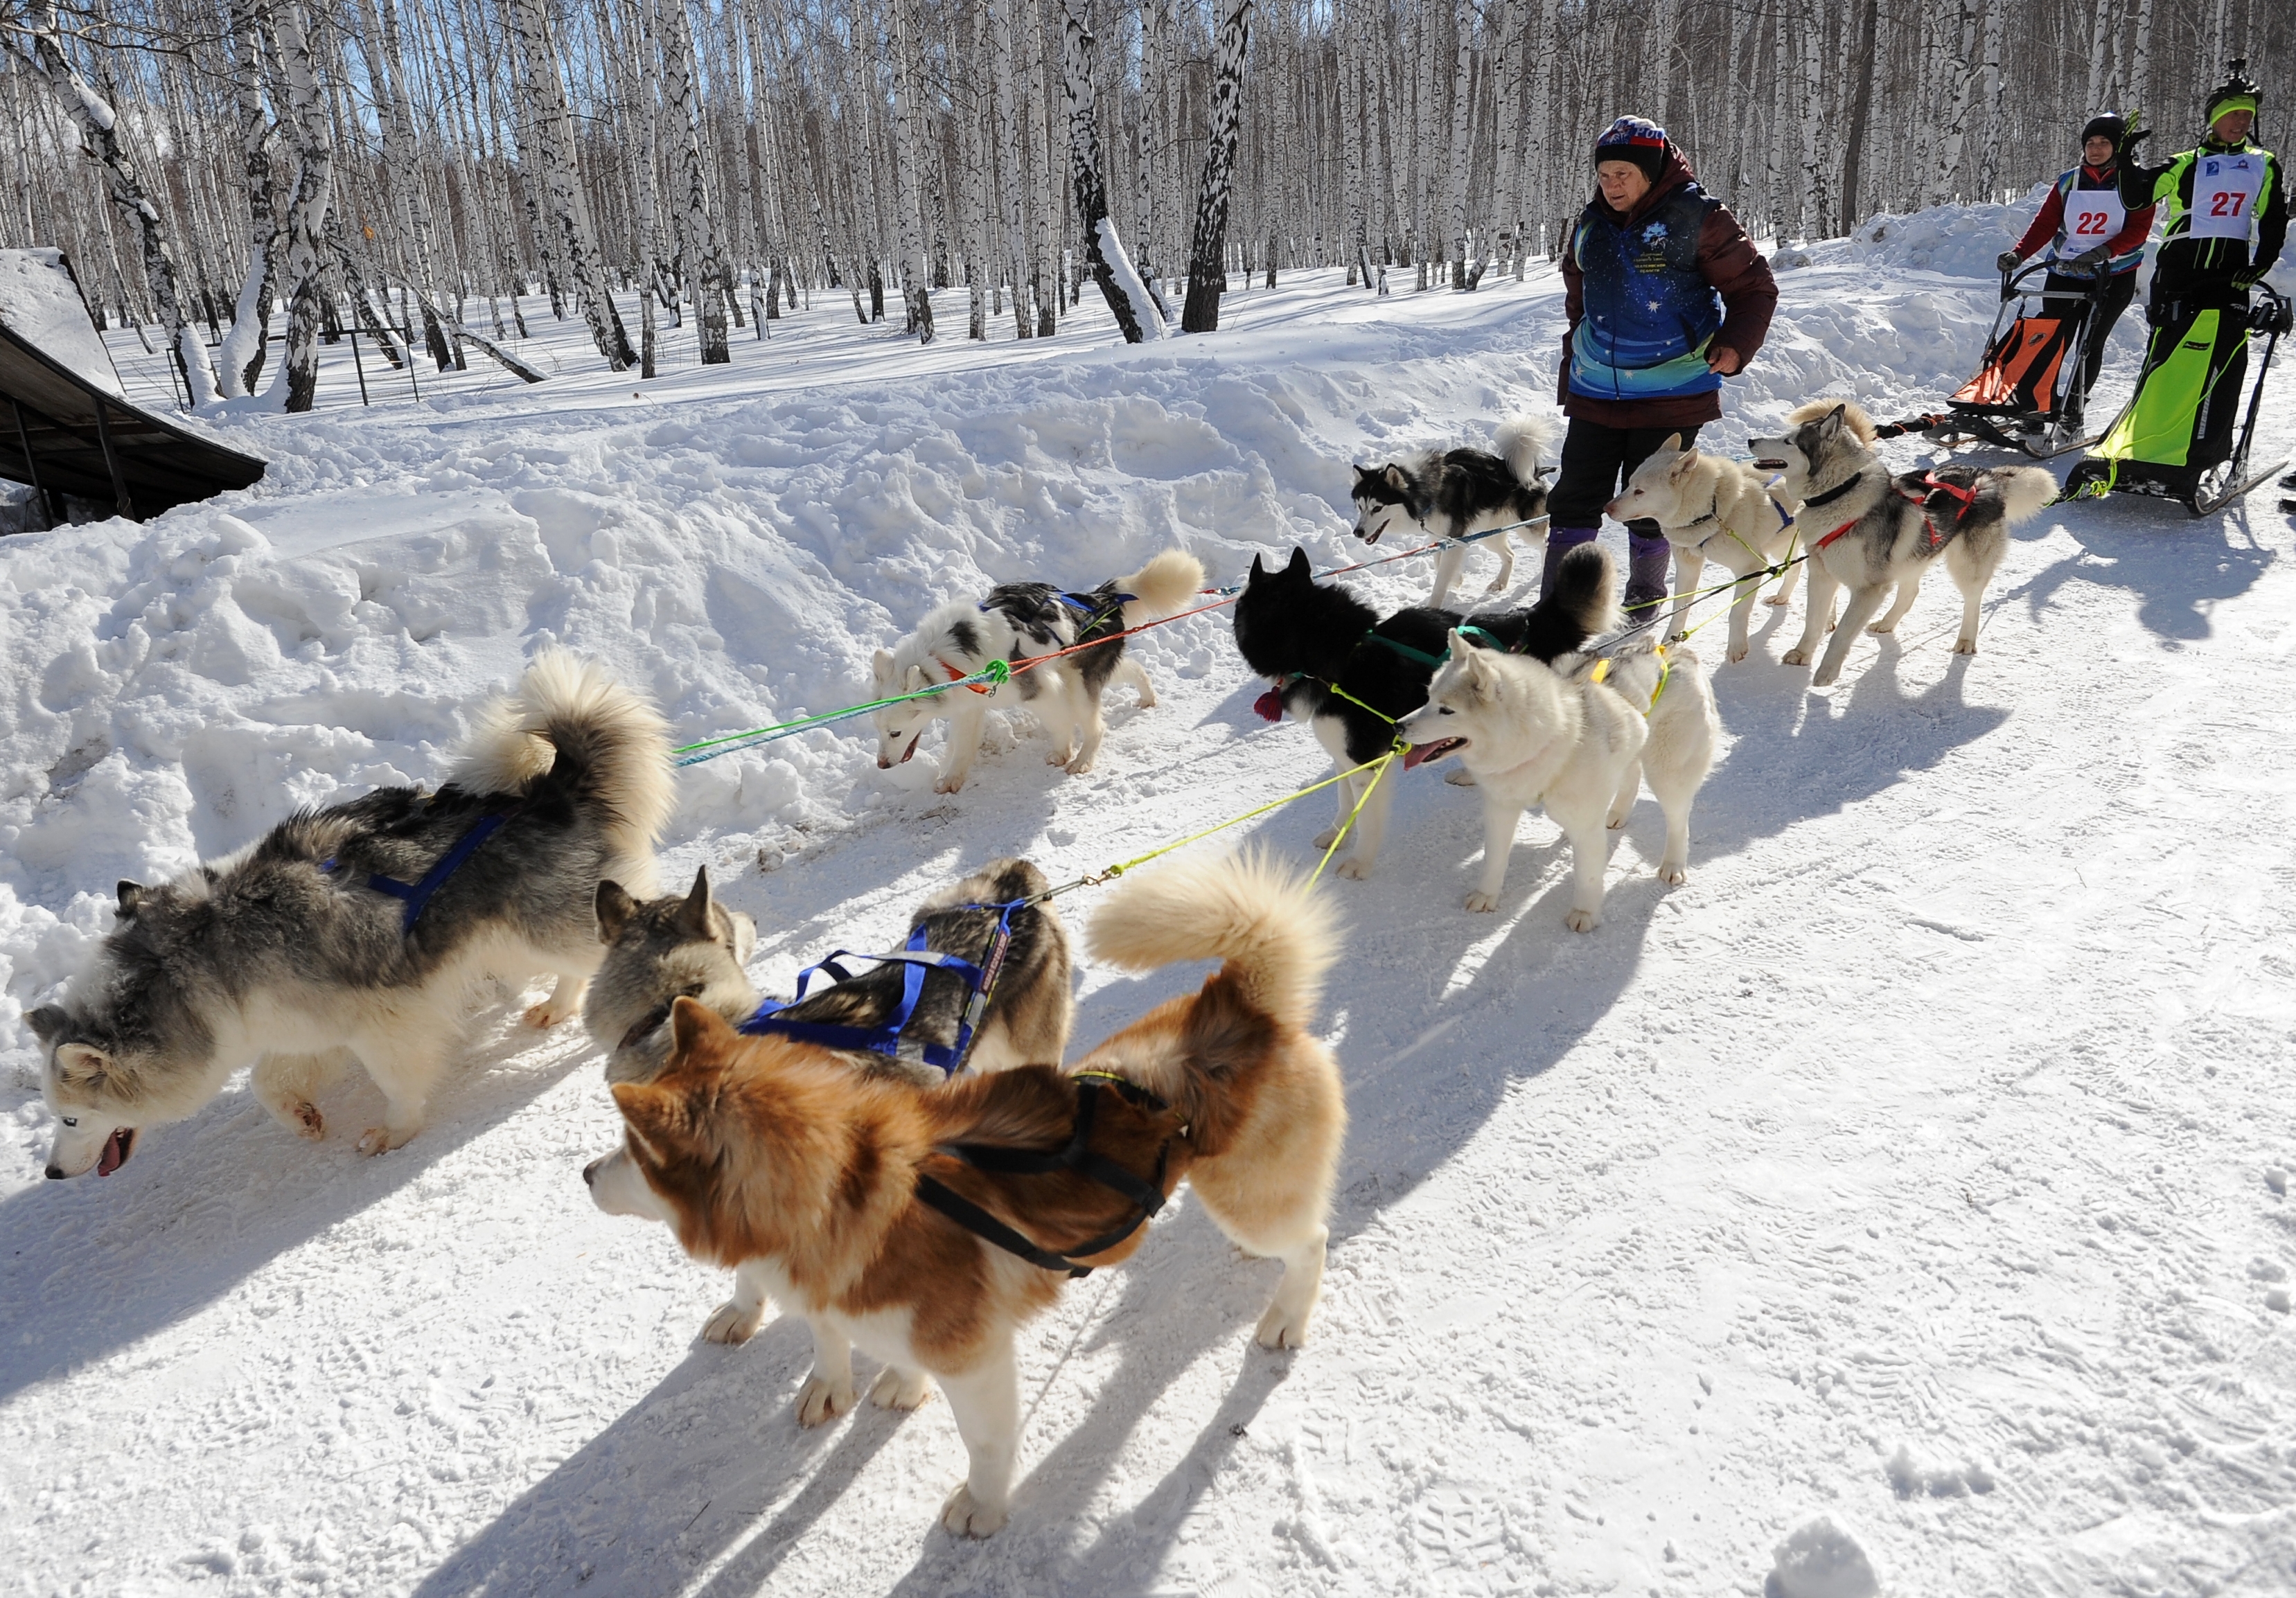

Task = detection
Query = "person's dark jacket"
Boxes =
[1557,143,1777,429]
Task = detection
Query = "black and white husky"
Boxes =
[1231,542,1614,880]
[28,652,675,1177]
[1350,415,1555,607]
[870,549,1205,792]
[1749,400,2054,687]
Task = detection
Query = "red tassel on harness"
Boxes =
[1253,686,1287,723]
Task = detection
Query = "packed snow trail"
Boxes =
[3,235,2295,1597]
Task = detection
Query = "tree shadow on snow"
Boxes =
[2017,494,2277,643]
[0,1000,592,1410]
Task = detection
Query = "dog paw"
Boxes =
[1563,907,1600,933]
[933,774,967,794]
[1811,668,1842,688]
[1464,891,1499,913]
[1657,862,1688,885]
[868,1367,933,1410]
[703,1300,763,1345]
[1310,826,1341,850]
[1763,594,1788,606]
[1062,755,1096,775]
[1253,1303,1313,1351]
[1727,643,1750,663]
[1607,813,1629,831]
[1443,767,1477,787]
[523,999,574,1029]
[1952,638,1979,655]
[355,1124,413,1156]
[1867,619,1898,634]
[939,1484,1009,1538]
[1782,647,1813,666]
[795,1374,855,1428]
[1334,858,1373,881]
[1482,577,1509,594]
[286,1099,325,1139]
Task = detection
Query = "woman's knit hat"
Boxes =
[1593,116,1670,183]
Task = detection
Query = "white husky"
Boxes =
[1605,433,1805,662]
[1397,630,1718,930]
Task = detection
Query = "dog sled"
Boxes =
[1872,260,2113,460]
[2060,284,2291,516]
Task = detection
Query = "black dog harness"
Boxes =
[913,1072,1174,1277]
[737,898,1025,1076]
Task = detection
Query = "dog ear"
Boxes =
[115,881,146,919]
[1661,434,1694,477]
[1353,464,1377,485]
[595,880,637,943]
[903,664,928,691]
[1286,546,1311,577]
[54,1042,109,1091]
[666,993,734,1066]
[608,1080,684,1154]
[1381,465,1409,492]
[675,867,714,938]
[872,647,895,684]
[26,1005,67,1047]
[1248,552,1266,583]
[1819,405,1846,441]
[1447,627,1478,658]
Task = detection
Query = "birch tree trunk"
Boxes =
[1837,0,1880,234]
[988,0,1032,337]
[10,0,221,405]
[1180,0,1251,332]
[1060,0,1158,339]
[1445,0,1472,287]
[2083,0,2113,123]
[888,0,935,340]
[1927,0,1981,206]
[1796,0,1828,238]
[2128,0,2155,112]
[509,0,631,366]
[659,0,730,361]
[217,0,276,398]
[1976,0,2006,199]
[267,0,333,411]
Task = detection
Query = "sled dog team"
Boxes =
[28,393,2053,1537]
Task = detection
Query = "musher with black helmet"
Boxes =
[1996,113,2157,425]
[2062,63,2290,496]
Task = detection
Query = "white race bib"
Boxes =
[2052,184,2127,260]
[2188,152,2268,242]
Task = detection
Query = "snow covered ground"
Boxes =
[6,224,2296,1597]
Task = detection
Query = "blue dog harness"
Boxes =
[324,804,520,935]
[736,898,1025,1076]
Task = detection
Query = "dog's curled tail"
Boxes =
[1494,412,1559,485]
[1116,549,1208,628]
[1084,848,1337,1033]
[450,650,676,891]
[1990,465,2058,528]
[1543,542,1616,639]
[1785,398,1880,444]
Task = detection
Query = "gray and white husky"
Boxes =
[1397,624,1717,931]
[1749,400,2054,687]
[586,858,1073,1088]
[1350,414,1555,608]
[1605,432,1805,662]
[870,549,1204,793]
[27,651,674,1177]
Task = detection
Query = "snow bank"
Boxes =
[1767,1516,1881,1598]
[0,247,125,396]
[1821,182,2054,280]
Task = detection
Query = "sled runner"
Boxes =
[1873,260,2111,460]
[2060,285,2291,515]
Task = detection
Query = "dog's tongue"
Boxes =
[898,733,921,764]
[1402,741,1435,772]
[1252,686,1286,723]
[97,1127,132,1177]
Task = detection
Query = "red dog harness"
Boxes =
[1811,471,1981,558]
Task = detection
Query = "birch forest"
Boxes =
[1,0,2289,407]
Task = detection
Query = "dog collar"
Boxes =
[1801,473,1865,511]
[936,659,998,695]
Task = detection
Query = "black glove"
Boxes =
[2232,265,2266,290]
[2069,244,2112,273]
[1996,250,2022,274]
[2119,121,2152,159]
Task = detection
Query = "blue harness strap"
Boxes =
[738,898,1025,1076]
[326,806,518,934]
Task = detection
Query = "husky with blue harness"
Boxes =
[588,857,1072,1089]
[869,548,1205,792]
[29,652,675,1178]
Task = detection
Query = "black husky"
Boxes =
[1230,543,1614,879]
